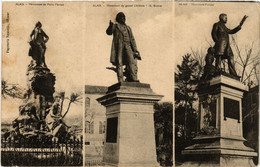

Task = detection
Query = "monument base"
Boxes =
[103,162,160,167]
[182,135,257,167]
[97,82,163,166]
[181,74,257,167]
[181,156,255,167]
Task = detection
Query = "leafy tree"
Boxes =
[242,86,259,165]
[175,54,200,163]
[1,80,25,99]
[175,54,199,140]
[154,102,173,166]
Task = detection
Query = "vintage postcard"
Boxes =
[174,1,259,167]
[1,1,174,166]
[1,1,259,167]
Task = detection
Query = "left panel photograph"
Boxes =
[1,2,84,166]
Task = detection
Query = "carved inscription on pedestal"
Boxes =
[106,117,118,143]
[224,97,240,121]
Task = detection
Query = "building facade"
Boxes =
[85,85,107,158]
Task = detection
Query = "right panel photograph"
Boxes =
[174,2,259,167]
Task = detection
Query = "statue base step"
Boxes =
[180,156,256,167]
[182,135,257,167]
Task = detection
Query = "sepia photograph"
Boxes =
[1,1,259,167]
[84,2,174,166]
[174,2,259,167]
[1,2,84,166]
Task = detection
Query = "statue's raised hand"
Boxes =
[134,51,141,60]
[109,20,114,26]
[240,15,248,26]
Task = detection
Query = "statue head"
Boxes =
[207,47,214,55]
[116,12,126,24]
[54,95,61,103]
[52,102,61,115]
[205,47,215,65]
[35,21,42,28]
[219,13,227,24]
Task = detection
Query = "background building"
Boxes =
[85,85,107,162]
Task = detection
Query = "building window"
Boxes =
[86,121,94,134]
[85,97,90,116]
[98,121,106,134]
[103,121,106,133]
[99,121,102,134]
[85,97,90,108]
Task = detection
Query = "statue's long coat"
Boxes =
[211,21,241,58]
[107,23,138,66]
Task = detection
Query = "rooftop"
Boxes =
[85,85,108,94]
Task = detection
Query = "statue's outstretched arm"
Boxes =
[240,15,248,26]
[227,16,247,34]
[227,25,241,34]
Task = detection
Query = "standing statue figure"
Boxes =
[106,12,141,82]
[29,21,49,67]
[202,47,216,81]
[211,14,248,76]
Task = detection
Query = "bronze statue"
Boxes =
[29,21,49,67]
[211,14,247,76]
[106,12,141,82]
[202,47,216,81]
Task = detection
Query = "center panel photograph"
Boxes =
[84,2,174,167]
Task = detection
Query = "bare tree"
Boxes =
[190,36,259,88]
[231,36,259,87]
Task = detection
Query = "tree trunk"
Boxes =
[62,101,72,119]
[60,97,65,115]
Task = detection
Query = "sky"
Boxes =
[174,1,260,69]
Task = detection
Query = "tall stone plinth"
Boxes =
[25,65,56,120]
[182,75,257,167]
[97,82,163,166]
[14,63,56,133]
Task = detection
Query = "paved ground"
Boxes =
[85,145,103,166]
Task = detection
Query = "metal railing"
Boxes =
[86,158,103,166]
[1,136,83,166]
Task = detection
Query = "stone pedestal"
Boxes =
[182,75,257,167]
[97,82,163,166]
[27,66,56,102]
[15,64,56,134]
